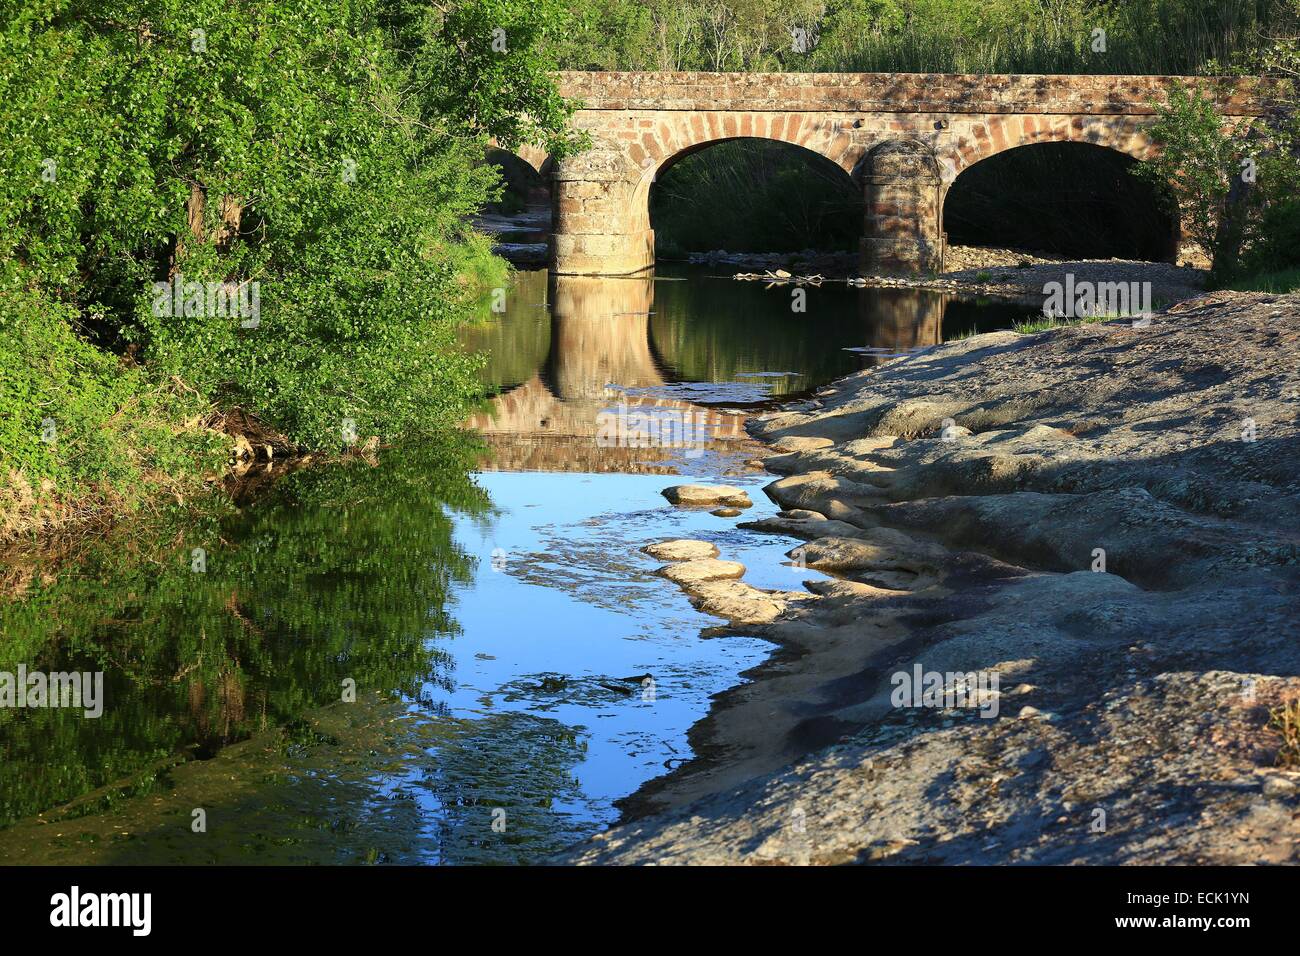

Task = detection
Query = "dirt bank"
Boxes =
[562,289,1300,864]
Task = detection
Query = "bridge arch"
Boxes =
[629,133,863,254]
[940,131,1181,262]
[940,113,1158,184]
[486,146,552,206]
[626,111,863,179]
[506,144,554,179]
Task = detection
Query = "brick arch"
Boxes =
[941,114,1157,185]
[626,112,863,177]
[625,118,865,236]
[939,118,1183,262]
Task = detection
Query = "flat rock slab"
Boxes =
[657,559,747,586]
[686,580,799,625]
[711,508,742,517]
[661,484,753,508]
[741,514,868,541]
[770,436,835,453]
[641,539,719,562]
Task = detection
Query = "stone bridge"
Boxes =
[511,71,1274,276]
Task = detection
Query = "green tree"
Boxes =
[1130,83,1248,277]
[386,0,582,155]
[0,0,575,463]
[1132,72,1300,283]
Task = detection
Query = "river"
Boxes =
[0,264,1032,864]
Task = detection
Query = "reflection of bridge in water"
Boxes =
[466,272,957,472]
[466,274,749,472]
[853,287,945,368]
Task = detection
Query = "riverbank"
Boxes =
[0,383,305,552]
[0,240,507,551]
[563,288,1300,864]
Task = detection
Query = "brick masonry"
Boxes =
[524,72,1276,276]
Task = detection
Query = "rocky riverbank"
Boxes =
[562,289,1300,864]
[695,245,1208,308]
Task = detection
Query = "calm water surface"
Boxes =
[0,265,1031,864]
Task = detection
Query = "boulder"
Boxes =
[661,484,753,508]
[656,559,746,587]
[642,539,719,562]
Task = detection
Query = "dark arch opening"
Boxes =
[484,147,546,214]
[943,142,1177,262]
[649,138,862,257]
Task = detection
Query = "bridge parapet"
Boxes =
[556,71,1278,117]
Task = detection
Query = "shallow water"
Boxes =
[0,264,1033,864]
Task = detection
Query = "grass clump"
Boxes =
[1225,267,1300,294]
[1272,699,1300,769]
[0,289,227,541]
[1012,312,1123,334]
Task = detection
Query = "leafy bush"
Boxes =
[0,288,225,533]
[1130,74,1300,284]
[0,0,574,453]
[1242,199,1300,275]
[1129,83,1247,274]
[0,0,575,538]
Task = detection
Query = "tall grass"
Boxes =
[815,0,1285,75]
[1225,267,1300,292]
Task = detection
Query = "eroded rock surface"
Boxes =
[565,292,1300,865]
[656,558,746,586]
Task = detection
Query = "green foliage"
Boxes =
[385,0,582,155]
[886,0,1281,75]
[1131,59,1300,284]
[1012,312,1114,334]
[455,269,552,393]
[1129,83,1246,274]
[550,0,1295,76]
[546,0,655,70]
[1242,200,1300,274]
[0,434,490,830]
[0,287,224,521]
[0,0,574,476]
[1226,265,1300,292]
